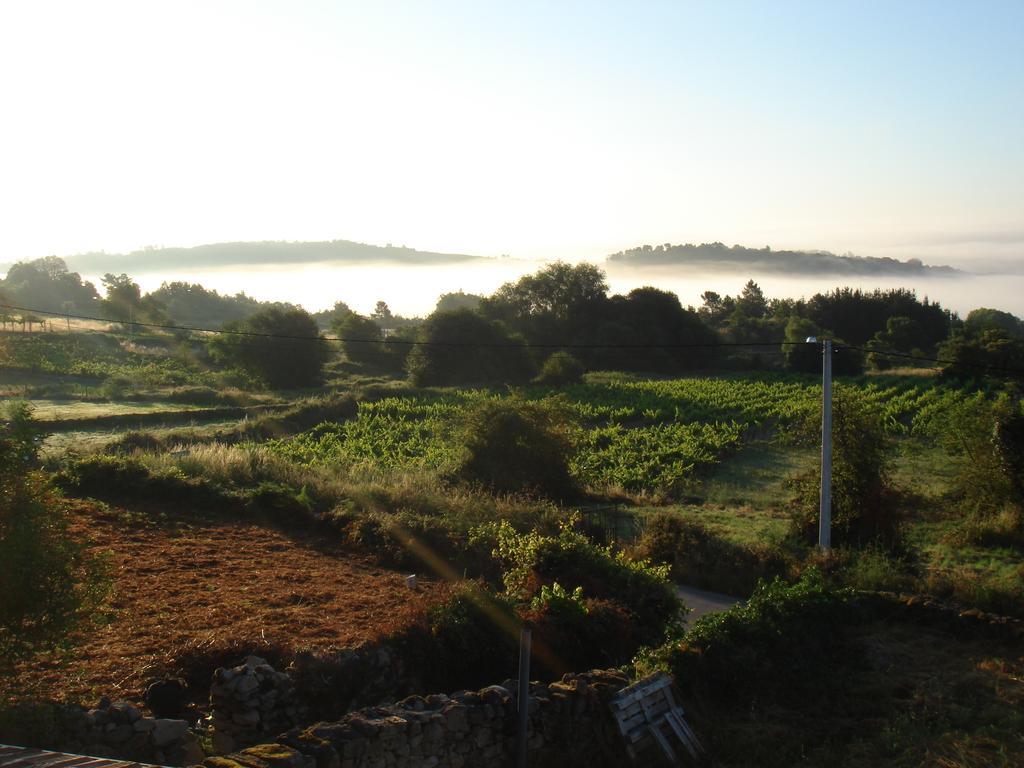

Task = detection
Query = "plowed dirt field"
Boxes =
[2,502,449,706]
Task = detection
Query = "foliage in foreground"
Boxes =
[638,573,1024,767]
[450,394,578,499]
[0,404,109,662]
[789,387,905,549]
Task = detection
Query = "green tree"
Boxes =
[789,388,900,548]
[406,309,532,386]
[1,403,109,660]
[333,313,385,366]
[100,273,168,325]
[536,351,585,385]
[0,257,100,315]
[435,291,483,314]
[210,306,329,388]
[480,261,609,345]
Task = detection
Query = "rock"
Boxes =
[106,724,134,744]
[151,718,189,747]
[212,730,237,755]
[232,709,261,727]
[145,677,189,718]
[236,675,260,695]
[244,656,269,670]
[112,701,143,723]
[180,732,206,766]
[237,744,310,768]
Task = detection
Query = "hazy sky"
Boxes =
[1,0,1022,268]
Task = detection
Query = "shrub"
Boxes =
[641,572,858,703]
[924,392,1023,519]
[407,586,519,692]
[405,309,533,387]
[210,306,330,389]
[788,387,904,549]
[100,375,132,400]
[451,394,578,499]
[56,454,229,510]
[481,519,681,648]
[536,351,585,386]
[334,314,385,366]
[634,513,790,596]
[0,406,110,661]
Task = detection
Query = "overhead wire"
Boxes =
[3,301,1022,376]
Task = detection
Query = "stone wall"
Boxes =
[210,657,308,754]
[203,670,632,768]
[210,645,415,754]
[26,699,203,766]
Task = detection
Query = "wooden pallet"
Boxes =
[0,745,161,768]
[610,673,704,764]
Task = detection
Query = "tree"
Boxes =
[789,388,901,549]
[334,313,385,366]
[735,280,768,320]
[148,282,275,328]
[372,301,394,325]
[480,262,609,342]
[939,328,1024,379]
[783,316,824,373]
[0,257,100,314]
[100,273,168,326]
[536,351,585,385]
[210,306,329,388]
[1,402,109,660]
[312,300,354,331]
[435,291,483,314]
[406,309,533,386]
[593,287,718,372]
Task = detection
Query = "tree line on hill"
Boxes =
[2,256,1023,388]
[607,241,958,275]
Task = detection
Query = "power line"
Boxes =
[3,300,1022,376]
[0,301,799,350]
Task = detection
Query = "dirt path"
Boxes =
[677,584,741,624]
[3,503,449,706]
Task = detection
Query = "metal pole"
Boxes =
[516,628,532,768]
[819,339,832,550]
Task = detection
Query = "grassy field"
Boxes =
[5,363,1022,766]
[28,399,213,422]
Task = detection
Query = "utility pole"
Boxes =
[819,339,832,550]
[516,628,532,768]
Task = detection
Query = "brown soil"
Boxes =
[2,502,451,707]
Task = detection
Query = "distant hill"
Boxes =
[60,240,486,273]
[607,242,960,276]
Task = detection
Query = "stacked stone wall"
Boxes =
[20,699,202,766]
[204,670,631,768]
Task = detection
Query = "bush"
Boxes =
[789,387,904,549]
[641,572,858,703]
[405,309,533,386]
[634,513,790,596]
[451,395,578,499]
[334,313,385,366]
[0,405,110,661]
[210,306,330,389]
[406,586,519,692]
[924,392,1023,519]
[536,351,585,386]
[481,519,681,648]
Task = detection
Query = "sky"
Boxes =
[1,0,1022,270]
